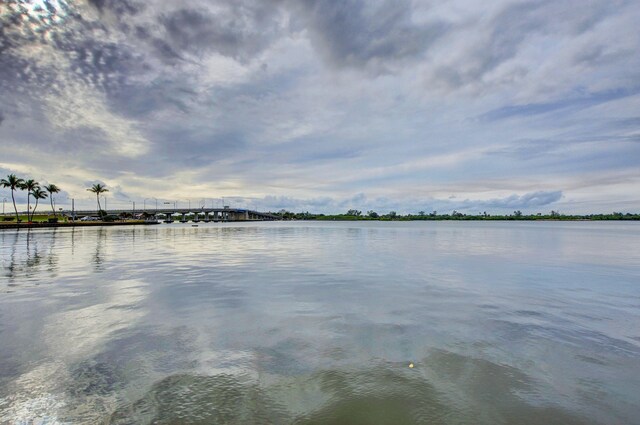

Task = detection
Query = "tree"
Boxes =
[367,210,379,218]
[418,211,426,216]
[20,179,39,222]
[30,187,48,220]
[346,209,362,216]
[387,211,397,219]
[0,174,25,222]
[514,210,523,218]
[43,184,61,217]
[87,183,109,216]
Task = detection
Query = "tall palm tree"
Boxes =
[43,184,61,217]
[30,187,48,221]
[0,174,25,222]
[87,183,109,216]
[21,179,40,222]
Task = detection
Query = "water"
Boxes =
[1,221,639,424]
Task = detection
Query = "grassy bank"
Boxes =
[0,220,154,230]
[1,214,67,223]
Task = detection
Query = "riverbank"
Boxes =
[0,220,159,230]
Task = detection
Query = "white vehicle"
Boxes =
[79,216,99,221]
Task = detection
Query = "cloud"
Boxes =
[289,0,448,73]
[0,0,639,213]
[218,190,563,215]
[467,191,563,210]
[479,88,640,121]
[424,0,640,99]
[158,4,284,63]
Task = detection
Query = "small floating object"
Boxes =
[409,363,414,368]
[192,224,199,227]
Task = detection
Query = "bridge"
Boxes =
[64,208,279,222]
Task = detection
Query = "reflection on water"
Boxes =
[1,222,639,424]
[110,351,594,425]
[1,229,61,283]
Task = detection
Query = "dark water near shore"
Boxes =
[1,221,639,424]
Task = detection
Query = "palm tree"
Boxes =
[43,184,61,217]
[30,187,48,221]
[0,174,25,222]
[21,179,40,222]
[87,183,109,216]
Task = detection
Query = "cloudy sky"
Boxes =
[1,0,639,214]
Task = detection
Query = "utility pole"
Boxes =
[72,198,75,221]
[2,198,6,215]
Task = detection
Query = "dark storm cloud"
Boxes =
[86,0,142,16]
[86,0,288,65]
[158,3,284,63]
[291,0,447,72]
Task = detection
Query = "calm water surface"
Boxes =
[1,221,639,424]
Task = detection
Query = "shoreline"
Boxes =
[1,218,638,230]
[0,220,159,230]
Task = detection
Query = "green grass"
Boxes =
[1,214,65,223]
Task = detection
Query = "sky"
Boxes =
[1,0,639,214]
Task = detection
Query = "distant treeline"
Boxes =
[270,209,640,221]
